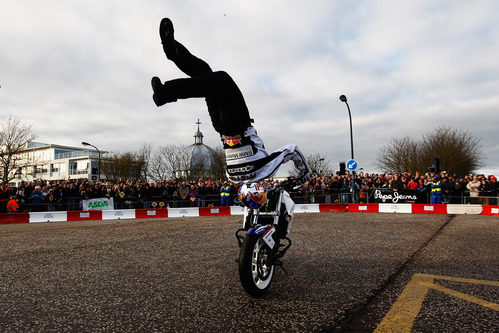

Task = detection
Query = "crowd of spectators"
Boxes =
[1,170,498,213]
[298,170,498,205]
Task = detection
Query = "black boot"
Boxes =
[159,18,177,59]
[151,76,177,106]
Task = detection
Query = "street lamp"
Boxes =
[339,95,354,160]
[82,141,101,181]
[339,94,356,203]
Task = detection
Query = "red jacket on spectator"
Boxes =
[7,199,19,212]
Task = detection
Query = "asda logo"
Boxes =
[88,201,109,209]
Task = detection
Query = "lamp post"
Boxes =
[82,141,101,181]
[339,95,356,203]
[339,95,354,160]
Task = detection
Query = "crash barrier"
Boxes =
[16,190,499,213]
[0,203,497,224]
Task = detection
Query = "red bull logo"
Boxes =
[223,135,241,147]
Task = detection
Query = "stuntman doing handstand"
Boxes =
[151,18,309,183]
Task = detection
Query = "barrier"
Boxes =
[167,207,199,218]
[67,210,103,221]
[295,204,321,213]
[13,203,499,224]
[0,213,29,224]
[446,204,482,215]
[411,204,447,214]
[102,209,136,220]
[200,206,231,216]
[230,206,245,216]
[482,205,499,216]
[379,203,412,214]
[319,203,347,213]
[135,208,168,219]
[29,211,68,223]
[348,203,379,213]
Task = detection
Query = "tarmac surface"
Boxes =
[0,213,497,332]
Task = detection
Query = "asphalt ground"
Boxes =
[0,213,497,332]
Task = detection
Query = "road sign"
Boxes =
[346,159,358,171]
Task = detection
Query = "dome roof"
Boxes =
[185,143,216,171]
[183,119,217,172]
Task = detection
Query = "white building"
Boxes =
[8,141,105,187]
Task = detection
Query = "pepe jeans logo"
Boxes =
[374,190,417,203]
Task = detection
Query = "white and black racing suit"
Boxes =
[152,18,309,183]
[222,127,308,183]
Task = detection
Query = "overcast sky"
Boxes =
[2,0,499,175]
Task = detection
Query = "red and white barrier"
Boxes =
[200,206,231,216]
[102,209,136,220]
[1,203,498,224]
[295,204,321,213]
[68,210,102,221]
[0,212,29,224]
[483,205,499,216]
[135,208,168,219]
[411,204,448,214]
[446,204,483,215]
[348,203,379,213]
[29,211,67,223]
[167,207,199,218]
[319,203,347,213]
[379,203,412,214]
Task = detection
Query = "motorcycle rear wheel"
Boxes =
[238,234,275,297]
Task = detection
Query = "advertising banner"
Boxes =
[371,189,424,204]
[82,198,114,211]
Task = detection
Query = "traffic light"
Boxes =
[339,162,346,175]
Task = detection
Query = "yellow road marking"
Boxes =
[374,273,499,333]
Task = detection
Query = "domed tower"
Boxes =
[183,119,217,178]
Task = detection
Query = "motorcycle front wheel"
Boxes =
[238,234,275,297]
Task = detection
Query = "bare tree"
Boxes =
[138,143,152,180]
[306,153,332,175]
[148,152,169,181]
[209,146,227,180]
[101,151,147,182]
[422,126,482,175]
[0,116,36,184]
[377,136,424,174]
[377,126,482,175]
[149,144,192,180]
[289,153,331,177]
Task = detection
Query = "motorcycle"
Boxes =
[235,178,298,297]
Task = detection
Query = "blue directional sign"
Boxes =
[346,159,358,171]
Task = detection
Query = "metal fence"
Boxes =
[10,189,498,213]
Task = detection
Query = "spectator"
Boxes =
[188,185,199,207]
[7,197,19,212]
[452,180,466,204]
[29,186,44,211]
[0,183,11,213]
[479,179,491,205]
[220,182,231,206]
[441,177,453,204]
[178,182,190,207]
[466,176,481,204]
[489,176,498,205]
[431,176,442,204]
